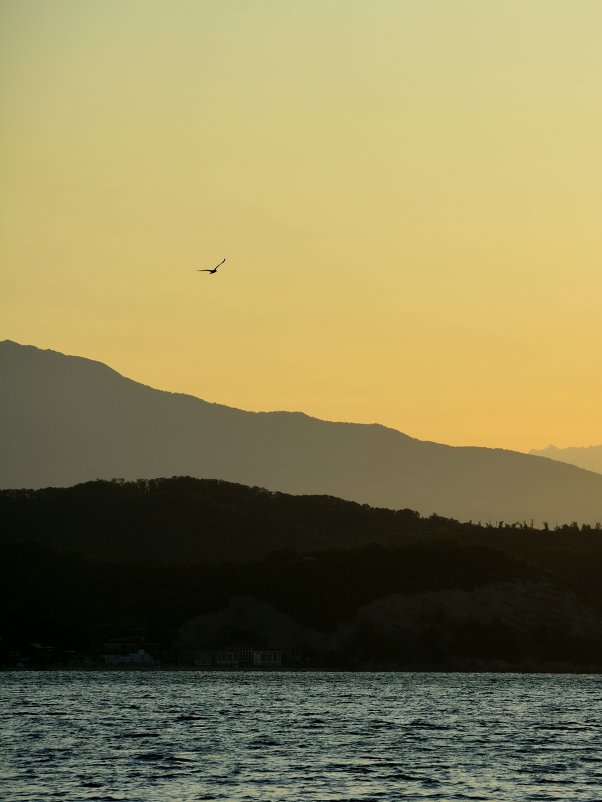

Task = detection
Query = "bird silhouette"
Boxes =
[196,258,225,274]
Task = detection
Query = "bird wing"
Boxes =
[196,258,225,272]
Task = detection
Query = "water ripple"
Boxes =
[1,671,602,801]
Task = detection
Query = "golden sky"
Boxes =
[1,0,601,452]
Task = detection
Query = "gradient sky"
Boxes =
[2,0,601,452]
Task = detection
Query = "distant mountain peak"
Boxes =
[530,443,602,476]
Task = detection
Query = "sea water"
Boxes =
[1,671,601,801]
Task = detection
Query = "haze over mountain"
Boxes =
[2,340,602,525]
[530,445,602,476]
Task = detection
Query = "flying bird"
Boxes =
[196,258,225,275]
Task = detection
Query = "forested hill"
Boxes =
[3,477,602,670]
[2,477,602,573]
[0,476,465,562]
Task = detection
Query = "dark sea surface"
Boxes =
[1,671,601,801]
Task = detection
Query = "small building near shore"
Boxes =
[103,648,155,666]
[177,647,301,668]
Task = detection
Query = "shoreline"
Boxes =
[3,663,602,675]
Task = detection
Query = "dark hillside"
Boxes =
[2,478,602,670]
[2,538,601,670]
[0,477,443,562]
[2,478,602,592]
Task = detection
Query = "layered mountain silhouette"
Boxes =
[530,444,602,476]
[2,339,602,525]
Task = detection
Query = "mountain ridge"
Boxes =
[2,339,602,525]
